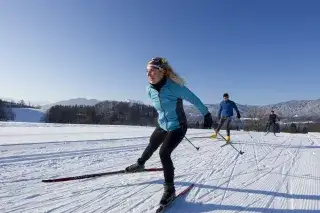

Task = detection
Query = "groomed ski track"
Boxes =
[1,122,320,213]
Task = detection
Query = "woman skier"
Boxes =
[125,57,213,206]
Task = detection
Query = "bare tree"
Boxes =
[246,107,266,131]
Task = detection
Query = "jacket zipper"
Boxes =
[158,90,169,131]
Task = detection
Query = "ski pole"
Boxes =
[184,136,200,151]
[217,132,244,155]
[228,142,244,155]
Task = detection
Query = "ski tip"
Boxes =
[190,183,196,189]
[145,168,164,172]
[42,179,58,182]
[41,178,68,183]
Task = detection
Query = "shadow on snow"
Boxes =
[108,179,320,213]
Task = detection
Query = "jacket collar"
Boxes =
[150,76,167,92]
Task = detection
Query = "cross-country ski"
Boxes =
[42,168,163,182]
[155,184,195,213]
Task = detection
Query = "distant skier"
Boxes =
[125,57,213,206]
[211,93,241,142]
[266,110,280,135]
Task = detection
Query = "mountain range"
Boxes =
[38,97,320,119]
[184,100,320,122]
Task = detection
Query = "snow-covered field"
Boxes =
[1,122,320,213]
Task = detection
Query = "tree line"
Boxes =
[42,101,160,126]
[242,120,309,133]
[2,98,320,133]
[42,101,216,129]
[0,99,15,121]
[4,99,41,109]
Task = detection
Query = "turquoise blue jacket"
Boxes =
[147,78,209,131]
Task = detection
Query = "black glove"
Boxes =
[203,113,213,129]
[237,112,241,119]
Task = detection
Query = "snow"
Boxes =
[1,122,320,212]
[124,99,145,105]
[12,108,45,122]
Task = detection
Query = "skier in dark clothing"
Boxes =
[125,57,213,206]
[266,110,280,134]
[211,93,241,142]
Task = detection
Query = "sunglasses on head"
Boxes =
[149,57,168,67]
[146,66,160,72]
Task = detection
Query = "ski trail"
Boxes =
[0,144,148,166]
[308,134,320,146]
[286,175,293,210]
[235,135,290,177]
[197,133,319,213]
[189,144,222,202]
[233,134,291,167]
[253,138,260,171]
[219,152,241,205]
[258,133,274,154]
[264,139,301,209]
[197,150,243,203]
[2,126,320,213]
[257,136,291,165]
[201,134,294,207]
[210,155,298,212]
[190,142,233,202]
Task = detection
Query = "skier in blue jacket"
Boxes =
[125,57,213,206]
[211,93,241,142]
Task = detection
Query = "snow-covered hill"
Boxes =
[184,99,320,121]
[261,99,320,117]
[1,123,320,212]
[124,99,145,105]
[11,108,45,122]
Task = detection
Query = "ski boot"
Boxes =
[225,136,231,143]
[210,132,217,139]
[159,183,176,206]
[125,161,145,173]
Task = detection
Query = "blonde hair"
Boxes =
[163,63,185,86]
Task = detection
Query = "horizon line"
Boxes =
[2,96,320,108]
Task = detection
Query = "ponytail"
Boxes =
[164,64,185,86]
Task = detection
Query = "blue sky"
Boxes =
[0,0,319,106]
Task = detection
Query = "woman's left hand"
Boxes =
[203,113,213,129]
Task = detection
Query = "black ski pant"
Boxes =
[266,121,276,134]
[138,125,187,184]
[215,117,232,136]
